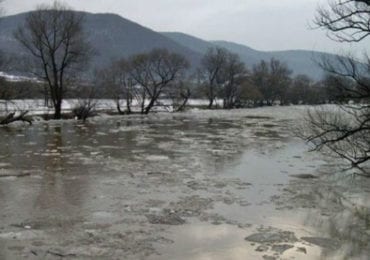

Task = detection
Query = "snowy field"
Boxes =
[0,99,219,116]
[0,106,369,259]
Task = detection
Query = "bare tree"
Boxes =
[167,79,192,112]
[302,0,370,173]
[321,73,354,103]
[288,75,312,105]
[222,52,247,109]
[286,74,326,105]
[315,0,370,43]
[129,49,189,114]
[99,59,135,114]
[299,105,370,174]
[0,76,10,98]
[69,80,101,122]
[251,60,270,106]
[198,47,228,109]
[270,58,292,105]
[237,79,263,107]
[252,58,291,106]
[0,76,12,115]
[14,1,93,119]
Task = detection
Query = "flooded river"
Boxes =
[0,107,369,259]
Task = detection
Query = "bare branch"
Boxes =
[129,49,189,114]
[14,1,93,119]
[315,0,370,43]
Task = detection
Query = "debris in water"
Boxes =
[301,237,340,250]
[271,244,294,254]
[290,174,318,179]
[262,256,276,260]
[297,247,307,254]
[245,230,298,244]
[146,212,185,225]
[255,245,269,252]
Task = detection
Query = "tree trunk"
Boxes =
[54,101,62,119]
[126,95,132,114]
[176,93,190,112]
[116,99,124,115]
[0,111,32,125]
[140,92,146,114]
[208,98,214,109]
[145,98,156,114]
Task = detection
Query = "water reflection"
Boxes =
[274,163,370,259]
[311,177,370,259]
[149,223,258,260]
[34,127,87,211]
[0,113,368,259]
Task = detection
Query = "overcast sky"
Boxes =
[2,0,369,54]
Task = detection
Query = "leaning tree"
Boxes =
[14,1,93,119]
[302,0,370,174]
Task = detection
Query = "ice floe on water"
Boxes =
[0,106,369,259]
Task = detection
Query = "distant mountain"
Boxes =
[0,12,201,72]
[162,32,337,80]
[213,41,331,80]
[0,11,336,80]
[162,32,214,54]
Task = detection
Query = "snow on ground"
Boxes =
[0,72,40,83]
[0,99,184,116]
[0,98,344,123]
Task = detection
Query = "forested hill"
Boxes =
[0,11,337,79]
[162,32,339,80]
[0,12,201,71]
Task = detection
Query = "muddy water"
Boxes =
[0,108,369,259]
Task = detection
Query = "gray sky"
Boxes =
[2,0,369,54]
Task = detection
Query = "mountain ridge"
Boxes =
[162,32,335,79]
[0,11,202,72]
[0,11,334,79]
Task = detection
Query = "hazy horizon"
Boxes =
[2,0,370,54]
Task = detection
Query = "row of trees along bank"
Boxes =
[0,1,355,120]
[1,0,368,173]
